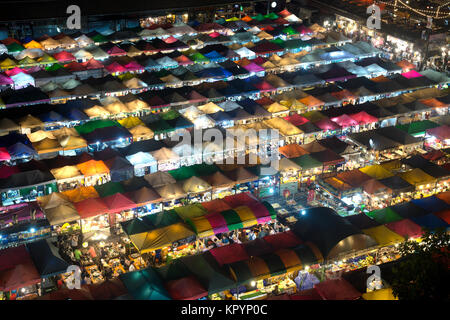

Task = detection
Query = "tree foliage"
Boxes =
[391,229,449,300]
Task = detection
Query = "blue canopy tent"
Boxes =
[38,111,67,123]
[7,142,38,158]
[26,239,70,278]
[411,196,450,214]
[410,214,449,230]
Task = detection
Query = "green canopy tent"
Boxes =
[119,268,171,300]
[292,154,323,170]
[94,181,124,197]
[75,119,121,135]
[365,207,403,224]
[221,209,244,231]
[396,120,440,137]
[169,166,197,181]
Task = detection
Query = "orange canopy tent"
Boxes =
[74,197,109,219]
[279,144,309,158]
[77,160,110,176]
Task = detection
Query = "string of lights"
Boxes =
[376,0,450,19]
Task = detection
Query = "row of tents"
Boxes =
[0,10,313,56]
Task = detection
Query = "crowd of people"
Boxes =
[56,232,145,286]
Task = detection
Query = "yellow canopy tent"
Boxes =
[359,165,394,180]
[83,105,111,118]
[174,204,208,221]
[233,206,258,228]
[362,288,398,300]
[24,40,43,49]
[264,117,304,137]
[129,223,196,253]
[27,130,56,143]
[129,125,154,141]
[118,116,144,129]
[362,225,404,246]
[181,176,212,194]
[37,192,70,209]
[197,102,223,114]
[380,160,402,172]
[124,98,150,112]
[264,102,289,114]
[102,99,130,114]
[44,203,80,226]
[155,183,187,200]
[59,135,88,150]
[32,138,62,154]
[187,216,215,238]
[50,165,83,180]
[19,114,44,130]
[398,169,437,187]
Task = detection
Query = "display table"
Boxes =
[85,265,104,284]
[238,290,268,300]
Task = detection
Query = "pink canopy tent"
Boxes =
[426,125,450,141]
[5,67,25,77]
[401,70,422,79]
[350,111,378,125]
[105,62,127,74]
[53,51,76,62]
[205,212,229,234]
[124,61,144,72]
[247,202,272,224]
[0,147,11,161]
[314,117,341,131]
[331,114,358,128]
[83,58,104,70]
[243,62,265,73]
[0,74,13,85]
[163,36,179,44]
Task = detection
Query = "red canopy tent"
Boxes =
[0,164,19,178]
[284,113,310,126]
[105,62,127,74]
[289,288,323,300]
[255,96,274,106]
[436,191,450,204]
[102,193,136,213]
[53,51,75,62]
[200,199,232,213]
[83,58,104,70]
[223,192,259,208]
[435,209,450,225]
[74,197,109,219]
[209,243,249,266]
[165,276,208,300]
[38,287,94,300]
[84,278,127,300]
[385,219,423,239]
[263,231,302,250]
[65,61,86,72]
[0,246,41,292]
[314,279,361,300]
[107,46,127,56]
[350,111,378,125]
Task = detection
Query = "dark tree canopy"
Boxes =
[391,229,450,300]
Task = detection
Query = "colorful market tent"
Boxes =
[0,245,41,292]
[314,279,361,300]
[26,239,70,278]
[119,268,171,300]
[362,225,404,246]
[74,197,109,219]
[165,276,208,300]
